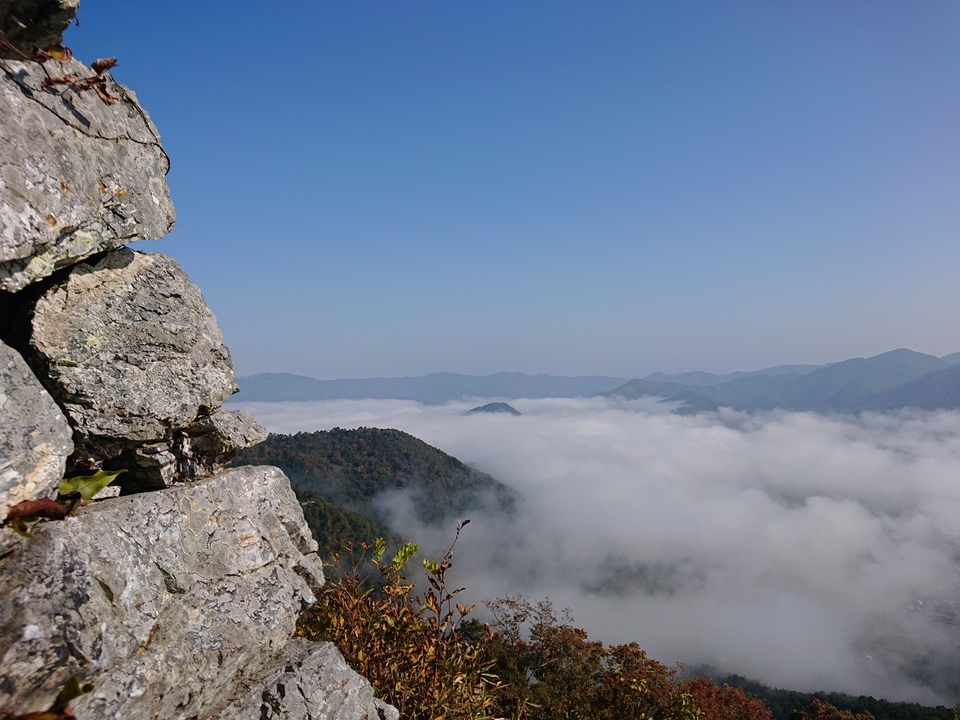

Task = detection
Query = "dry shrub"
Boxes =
[482,593,695,720]
[300,524,774,720]
[680,677,773,720]
[298,521,501,720]
[790,699,875,720]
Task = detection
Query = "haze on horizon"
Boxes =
[63,2,960,380]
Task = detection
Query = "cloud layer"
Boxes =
[235,397,960,704]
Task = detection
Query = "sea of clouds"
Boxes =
[233,397,960,705]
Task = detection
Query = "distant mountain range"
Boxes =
[641,364,823,386]
[605,349,960,414]
[232,349,960,414]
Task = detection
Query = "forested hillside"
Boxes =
[232,427,517,527]
[292,487,397,561]
[711,673,956,720]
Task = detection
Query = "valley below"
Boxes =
[231,394,960,709]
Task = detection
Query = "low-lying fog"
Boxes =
[233,397,960,705]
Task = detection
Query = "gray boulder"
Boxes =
[215,639,398,720]
[22,248,236,476]
[0,339,72,532]
[0,57,175,292]
[0,465,325,719]
[0,0,78,60]
[0,343,73,556]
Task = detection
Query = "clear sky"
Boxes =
[64,1,960,379]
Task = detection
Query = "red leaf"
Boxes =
[5,497,70,521]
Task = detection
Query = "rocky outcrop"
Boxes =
[173,409,268,482]
[0,4,392,718]
[26,248,236,438]
[0,339,72,533]
[0,56,175,292]
[4,247,251,488]
[0,0,79,60]
[0,467,326,718]
[215,640,399,720]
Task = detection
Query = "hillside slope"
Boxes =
[232,427,517,526]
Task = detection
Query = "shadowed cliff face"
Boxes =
[0,5,393,718]
[0,0,78,60]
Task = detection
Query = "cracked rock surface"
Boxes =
[0,338,72,518]
[79,407,267,493]
[0,57,175,292]
[215,639,399,720]
[0,339,72,558]
[24,248,237,453]
[0,465,324,719]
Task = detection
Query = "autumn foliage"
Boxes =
[681,677,777,720]
[479,594,772,720]
[297,523,796,720]
[297,522,501,719]
[790,699,875,720]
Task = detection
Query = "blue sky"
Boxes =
[64,2,960,379]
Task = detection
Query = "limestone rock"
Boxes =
[0,339,71,557]
[25,247,236,452]
[215,639,398,720]
[174,409,268,481]
[0,339,72,533]
[0,465,325,719]
[101,408,267,492]
[0,57,175,292]
[0,0,78,60]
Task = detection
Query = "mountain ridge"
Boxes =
[232,349,960,413]
[230,427,517,528]
[606,349,960,414]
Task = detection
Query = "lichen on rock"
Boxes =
[0,466,323,718]
[0,339,72,555]
[0,55,175,292]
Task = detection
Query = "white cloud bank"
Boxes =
[234,397,960,705]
